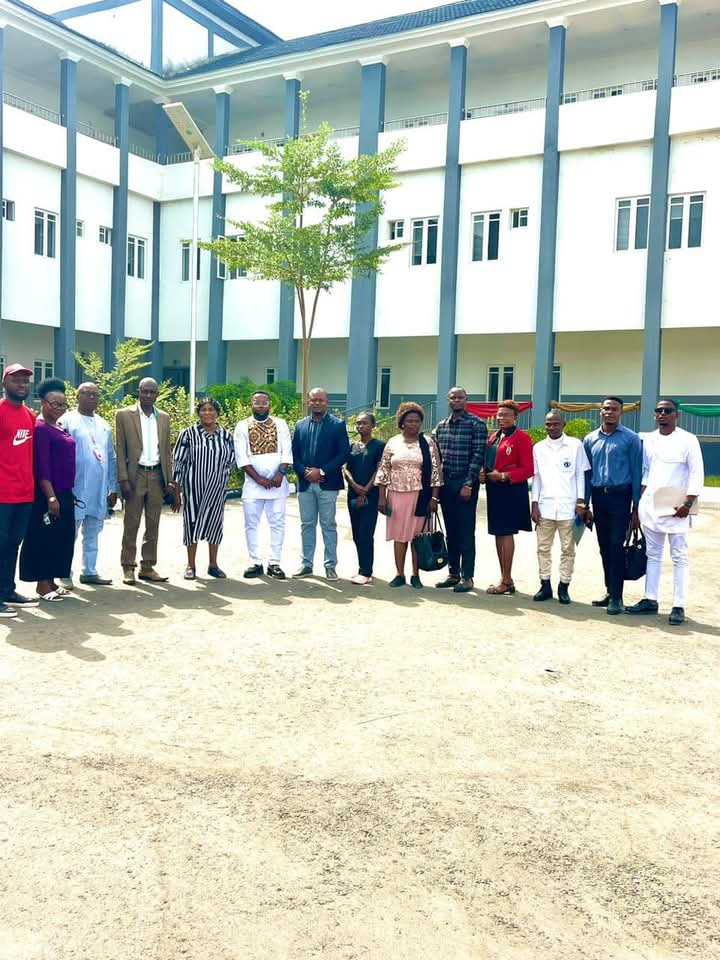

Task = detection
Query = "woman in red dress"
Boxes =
[480,400,534,595]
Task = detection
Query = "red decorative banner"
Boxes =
[466,401,533,419]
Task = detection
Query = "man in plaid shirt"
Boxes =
[432,387,487,592]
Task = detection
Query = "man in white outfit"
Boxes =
[626,398,704,625]
[531,410,590,605]
[234,391,292,580]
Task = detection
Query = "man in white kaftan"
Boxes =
[626,399,704,625]
[60,382,118,585]
[234,391,292,580]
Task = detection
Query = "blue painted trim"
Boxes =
[207,90,230,386]
[107,81,129,371]
[640,2,678,432]
[346,61,386,411]
[54,0,140,20]
[56,57,78,381]
[151,0,163,73]
[0,29,4,329]
[163,0,249,51]
[436,43,467,414]
[531,23,565,427]
[197,0,280,43]
[278,77,301,382]
[207,30,214,60]
[150,201,163,381]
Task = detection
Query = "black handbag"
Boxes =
[413,513,449,572]
[623,526,647,581]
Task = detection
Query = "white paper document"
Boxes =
[652,486,699,517]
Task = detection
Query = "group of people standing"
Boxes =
[0,364,705,626]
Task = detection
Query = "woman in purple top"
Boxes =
[19,378,76,600]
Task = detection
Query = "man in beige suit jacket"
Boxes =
[115,378,179,584]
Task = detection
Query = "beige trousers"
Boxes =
[121,469,165,570]
[536,517,576,583]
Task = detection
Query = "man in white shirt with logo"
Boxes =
[531,410,590,605]
[626,398,704,625]
[234,391,292,580]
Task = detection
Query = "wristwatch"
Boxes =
[48,496,58,503]
[319,469,326,478]
[279,467,288,475]
[683,499,693,509]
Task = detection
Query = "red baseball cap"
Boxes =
[2,363,33,381]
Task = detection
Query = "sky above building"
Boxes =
[236,0,435,39]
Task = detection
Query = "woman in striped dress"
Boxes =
[171,397,236,580]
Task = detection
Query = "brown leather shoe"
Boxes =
[122,567,137,585]
[138,568,169,582]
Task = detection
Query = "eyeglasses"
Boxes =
[44,401,68,410]
[654,407,675,415]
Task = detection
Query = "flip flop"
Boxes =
[37,590,65,602]
[207,567,227,579]
[184,566,196,580]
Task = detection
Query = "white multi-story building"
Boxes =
[0,0,718,462]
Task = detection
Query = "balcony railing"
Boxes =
[331,125,360,139]
[163,151,193,164]
[562,79,657,103]
[676,68,720,87]
[383,112,448,131]
[77,121,116,145]
[227,136,284,155]
[3,91,60,125]
[465,97,545,119]
[129,142,158,161]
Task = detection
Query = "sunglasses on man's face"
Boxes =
[654,407,676,415]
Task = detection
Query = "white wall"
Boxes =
[295,339,348,394]
[456,157,542,335]
[124,193,154,340]
[0,320,55,371]
[76,176,113,335]
[4,105,65,170]
[2,154,61,329]
[226,340,278,383]
[661,329,720,395]
[554,332,643,396]
[554,143,652,333]
[377,338,438,395]
[158,198,213,341]
[375,169,445,338]
[457,334,536,397]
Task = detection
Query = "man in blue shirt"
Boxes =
[583,396,642,615]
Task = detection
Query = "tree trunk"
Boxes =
[301,338,311,413]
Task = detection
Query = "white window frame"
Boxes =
[472,211,501,262]
[389,219,404,241]
[181,241,201,282]
[265,367,276,385]
[377,366,392,410]
[410,216,439,266]
[127,235,146,279]
[510,208,528,229]
[34,208,57,258]
[614,196,650,252]
[487,364,515,404]
[216,235,246,280]
[2,199,15,222]
[99,225,112,246]
[667,192,704,250]
[33,359,54,396]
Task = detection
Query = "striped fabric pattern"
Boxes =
[173,423,236,546]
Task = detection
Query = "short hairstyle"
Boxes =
[196,396,221,415]
[396,401,425,428]
[38,377,66,400]
[356,410,376,426]
[602,395,624,407]
[252,391,271,400]
[657,397,679,411]
[497,399,520,415]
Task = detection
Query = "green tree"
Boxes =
[203,96,405,402]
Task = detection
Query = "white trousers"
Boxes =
[243,498,287,565]
[643,526,689,608]
[73,515,105,576]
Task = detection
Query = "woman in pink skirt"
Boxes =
[375,401,443,588]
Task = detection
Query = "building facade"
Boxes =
[0,0,718,449]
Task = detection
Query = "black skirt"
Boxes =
[19,489,75,582]
[486,480,532,537]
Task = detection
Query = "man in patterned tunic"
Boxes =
[234,391,292,579]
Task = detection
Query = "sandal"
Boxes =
[486,581,516,595]
[37,590,65,602]
[183,566,196,580]
[207,566,227,579]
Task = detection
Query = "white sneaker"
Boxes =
[351,574,371,586]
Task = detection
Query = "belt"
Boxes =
[591,484,631,495]
[137,463,161,471]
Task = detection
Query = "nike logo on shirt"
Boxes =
[12,430,31,446]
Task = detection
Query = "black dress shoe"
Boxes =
[625,598,659,615]
[533,580,553,602]
[592,594,610,607]
[292,566,313,579]
[244,564,264,578]
[607,598,624,616]
[453,580,474,593]
[435,575,460,589]
[389,575,406,587]
[668,606,685,625]
[267,564,286,580]
[410,575,423,589]
[4,591,39,606]
[557,582,571,605]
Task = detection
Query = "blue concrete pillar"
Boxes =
[531,20,566,426]
[106,79,130,370]
[151,0,163,73]
[56,55,78,381]
[207,87,231,386]
[640,0,679,431]
[0,28,5,330]
[436,40,467,416]
[346,59,386,412]
[278,75,301,383]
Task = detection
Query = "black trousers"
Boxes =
[0,502,32,599]
[348,492,379,577]
[440,477,479,580]
[592,485,632,602]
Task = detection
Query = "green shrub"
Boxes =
[528,417,592,444]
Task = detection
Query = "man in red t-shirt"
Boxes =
[0,363,38,616]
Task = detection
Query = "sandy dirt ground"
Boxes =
[1,493,719,960]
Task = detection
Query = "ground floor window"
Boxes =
[378,367,391,409]
[487,365,514,403]
[163,366,189,390]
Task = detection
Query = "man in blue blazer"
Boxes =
[291,387,351,580]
